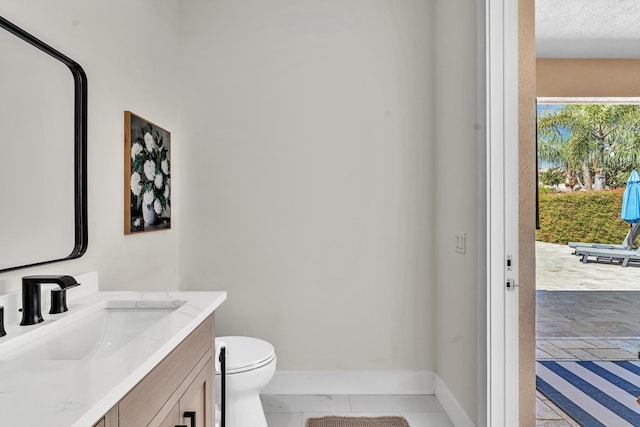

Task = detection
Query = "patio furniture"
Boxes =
[568,222,640,251]
[569,171,640,254]
[574,245,640,267]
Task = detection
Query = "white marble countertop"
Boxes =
[0,272,226,427]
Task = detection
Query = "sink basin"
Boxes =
[0,300,185,360]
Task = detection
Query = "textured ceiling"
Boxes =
[536,0,640,58]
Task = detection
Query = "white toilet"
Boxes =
[215,336,276,427]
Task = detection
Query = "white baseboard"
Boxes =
[262,370,435,395]
[435,374,476,427]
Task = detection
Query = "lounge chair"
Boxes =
[574,245,640,267]
[568,222,640,251]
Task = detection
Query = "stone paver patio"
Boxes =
[535,241,640,426]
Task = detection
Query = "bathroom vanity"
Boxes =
[0,272,226,427]
[95,314,214,427]
[0,15,226,426]
[0,16,225,426]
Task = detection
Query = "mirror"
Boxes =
[0,16,87,272]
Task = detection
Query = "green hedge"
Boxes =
[536,188,633,245]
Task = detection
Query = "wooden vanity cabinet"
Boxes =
[154,359,213,427]
[93,315,215,427]
[157,403,181,427]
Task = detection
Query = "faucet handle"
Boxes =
[49,283,80,315]
[0,306,6,337]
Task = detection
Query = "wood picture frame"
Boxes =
[124,111,171,234]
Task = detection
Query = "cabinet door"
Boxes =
[158,402,181,427]
[178,359,213,427]
[119,318,213,427]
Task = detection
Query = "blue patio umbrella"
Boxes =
[621,170,640,224]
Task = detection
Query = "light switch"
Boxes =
[455,232,466,254]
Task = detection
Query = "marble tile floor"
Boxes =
[260,394,454,427]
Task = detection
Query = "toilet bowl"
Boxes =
[215,336,276,427]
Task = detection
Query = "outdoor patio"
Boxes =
[536,241,640,426]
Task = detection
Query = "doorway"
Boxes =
[534,98,640,424]
[519,3,640,418]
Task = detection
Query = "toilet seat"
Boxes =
[216,336,276,374]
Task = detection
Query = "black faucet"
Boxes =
[0,307,6,337]
[20,275,80,326]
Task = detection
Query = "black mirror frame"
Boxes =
[0,16,87,272]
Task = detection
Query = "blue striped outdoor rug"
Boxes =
[537,360,640,426]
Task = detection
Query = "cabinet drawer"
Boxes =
[119,315,214,427]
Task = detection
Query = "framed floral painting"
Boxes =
[124,111,171,234]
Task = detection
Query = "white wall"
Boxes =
[434,0,483,424]
[179,0,436,372]
[0,2,484,421]
[0,1,182,292]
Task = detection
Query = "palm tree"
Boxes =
[538,104,640,190]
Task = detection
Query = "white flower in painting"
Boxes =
[161,159,169,175]
[143,160,155,181]
[164,184,170,199]
[131,142,143,160]
[154,199,162,215]
[154,174,163,189]
[143,190,154,207]
[143,132,156,152]
[133,218,141,227]
[130,172,142,196]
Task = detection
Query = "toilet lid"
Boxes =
[217,336,275,374]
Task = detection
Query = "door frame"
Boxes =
[486,0,520,425]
